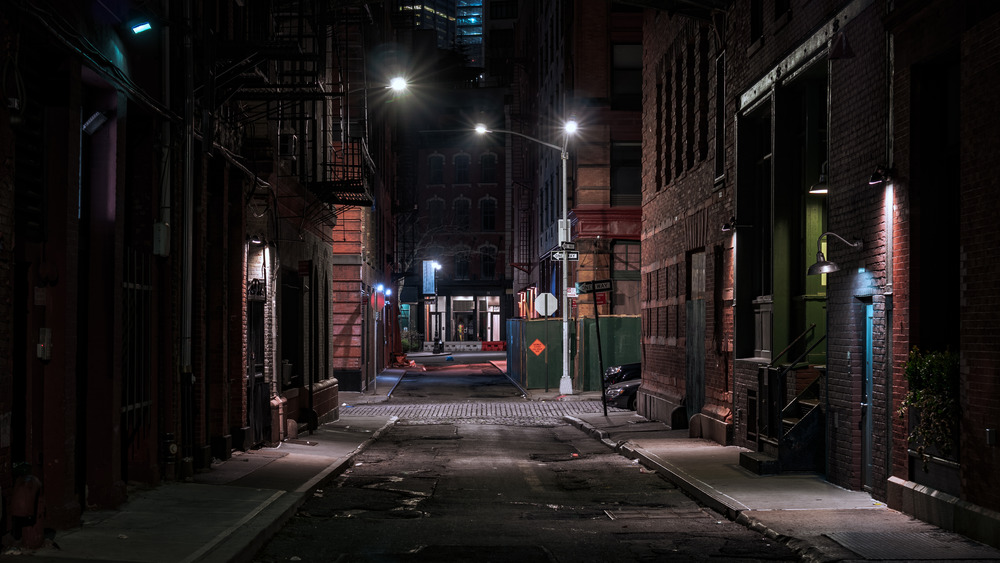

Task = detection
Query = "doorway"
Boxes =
[862,302,874,490]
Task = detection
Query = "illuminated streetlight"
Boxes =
[476,119,578,395]
[389,76,408,92]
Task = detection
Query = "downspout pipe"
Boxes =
[182,0,193,373]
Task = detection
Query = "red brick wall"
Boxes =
[956,9,1000,513]
[640,11,733,432]
[890,2,1000,512]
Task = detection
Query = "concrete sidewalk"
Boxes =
[566,410,1000,562]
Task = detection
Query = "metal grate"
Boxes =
[825,531,1000,561]
[122,247,153,460]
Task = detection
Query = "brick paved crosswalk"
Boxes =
[341,400,620,421]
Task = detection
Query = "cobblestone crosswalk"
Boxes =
[341,400,621,423]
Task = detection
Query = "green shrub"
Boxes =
[898,347,959,470]
[401,330,424,353]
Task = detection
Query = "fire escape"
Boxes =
[220,0,375,232]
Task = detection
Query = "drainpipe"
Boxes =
[883,30,895,487]
[182,0,193,374]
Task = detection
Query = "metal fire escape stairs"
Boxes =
[314,8,376,211]
[740,324,826,474]
[221,1,375,233]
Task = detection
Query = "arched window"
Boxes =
[480,245,498,280]
[454,198,471,230]
[480,197,496,231]
[455,247,471,280]
[454,154,471,183]
[480,153,497,183]
[427,197,445,229]
[428,154,444,184]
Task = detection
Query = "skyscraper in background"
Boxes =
[399,1,456,51]
[456,0,484,68]
[398,1,483,69]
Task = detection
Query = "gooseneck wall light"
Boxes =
[868,164,895,186]
[807,231,863,275]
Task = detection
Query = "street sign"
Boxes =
[575,279,613,295]
[534,292,558,316]
[529,339,546,356]
[551,251,579,261]
[561,242,576,251]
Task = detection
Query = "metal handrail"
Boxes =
[769,323,816,367]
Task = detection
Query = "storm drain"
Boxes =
[825,531,999,560]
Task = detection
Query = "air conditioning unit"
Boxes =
[278,133,297,158]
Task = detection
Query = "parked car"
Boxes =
[605,378,641,410]
[602,362,641,386]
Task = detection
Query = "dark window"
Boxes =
[428,155,444,184]
[490,0,516,19]
[428,199,444,229]
[454,198,470,230]
[481,198,496,231]
[481,246,497,279]
[611,142,642,206]
[750,0,763,43]
[612,44,642,110]
[454,154,470,183]
[455,251,470,280]
[480,153,496,183]
[715,51,726,179]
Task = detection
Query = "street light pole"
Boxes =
[476,121,577,394]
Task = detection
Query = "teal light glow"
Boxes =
[131,21,152,34]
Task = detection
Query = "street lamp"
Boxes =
[476,119,578,395]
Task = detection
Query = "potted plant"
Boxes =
[898,347,959,471]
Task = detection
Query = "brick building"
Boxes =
[639,0,1000,546]
[0,0,402,537]
[507,0,644,391]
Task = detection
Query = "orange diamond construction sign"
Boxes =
[529,339,546,356]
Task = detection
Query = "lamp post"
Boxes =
[476,120,577,395]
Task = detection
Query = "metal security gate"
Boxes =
[122,247,153,479]
[247,280,269,445]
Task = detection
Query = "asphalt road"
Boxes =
[252,363,798,562]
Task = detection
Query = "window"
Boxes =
[611,142,642,206]
[454,154,470,183]
[481,197,496,231]
[490,0,516,19]
[612,44,642,110]
[613,241,641,278]
[454,198,470,230]
[750,0,763,44]
[455,250,470,280]
[480,153,496,183]
[428,198,444,229]
[480,245,497,279]
[428,154,444,184]
[715,51,726,179]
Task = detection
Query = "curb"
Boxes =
[206,416,399,563]
[563,415,812,561]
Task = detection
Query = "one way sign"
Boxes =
[575,279,613,294]
[551,251,579,261]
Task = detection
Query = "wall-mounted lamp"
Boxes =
[809,161,829,194]
[249,235,263,245]
[82,110,113,135]
[807,231,862,275]
[721,216,752,232]
[868,165,895,185]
